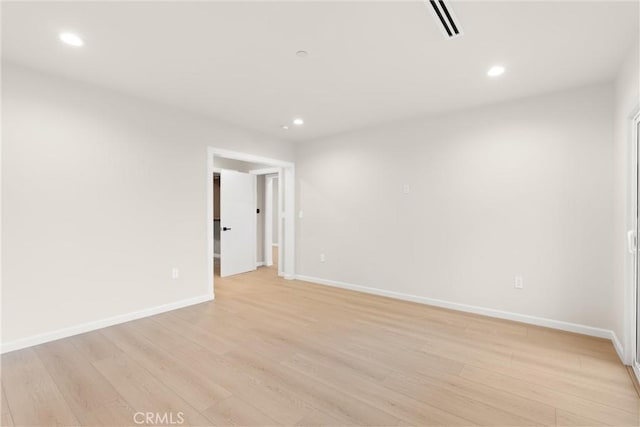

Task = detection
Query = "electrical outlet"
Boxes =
[514,276,523,289]
[320,253,326,262]
[298,210,304,219]
[172,268,180,280]
[402,184,410,194]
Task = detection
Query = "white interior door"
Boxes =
[221,169,256,277]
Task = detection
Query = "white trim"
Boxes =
[209,148,294,168]
[612,331,625,362]
[1,294,213,354]
[250,167,280,175]
[207,150,215,311]
[277,168,285,276]
[256,261,264,267]
[627,106,640,366]
[282,167,295,279]
[633,360,640,385]
[296,275,620,344]
[253,173,258,273]
[264,175,275,267]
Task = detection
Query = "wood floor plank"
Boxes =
[222,349,401,426]
[382,372,539,426]
[527,327,619,361]
[1,384,15,427]
[295,408,355,426]
[580,353,638,386]
[555,408,610,427]
[343,337,465,379]
[422,335,638,410]
[92,352,210,426]
[68,330,124,363]
[1,349,79,426]
[127,316,313,424]
[460,364,640,426]
[282,352,475,426]
[254,325,395,382]
[34,338,121,414]
[100,324,233,411]
[151,311,238,355]
[462,328,634,395]
[73,398,136,426]
[508,357,638,411]
[202,396,279,426]
[388,370,556,425]
[193,351,313,425]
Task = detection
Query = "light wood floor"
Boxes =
[2,263,639,426]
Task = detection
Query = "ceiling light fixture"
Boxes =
[59,32,84,47]
[296,50,309,58]
[487,65,505,77]
[293,118,304,126]
[281,125,289,130]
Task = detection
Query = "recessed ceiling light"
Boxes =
[293,118,304,126]
[296,50,309,58]
[59,32,84,47]
[281,125,289,130]
[487,65,505,77]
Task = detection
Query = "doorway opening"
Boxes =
[207,148,295,295]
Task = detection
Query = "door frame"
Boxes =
[630,108,640,376]
[207,147,295,297]
[262,173,278,267]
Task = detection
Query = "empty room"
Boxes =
[2,1,640,426]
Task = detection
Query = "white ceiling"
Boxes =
[2,1,638,142]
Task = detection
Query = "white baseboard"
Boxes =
[611,331,625,362]
[256,261,264,267]
[633,361,640,385]
[295,274,619,346]
[1,294,213,354]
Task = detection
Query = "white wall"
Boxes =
[1,63,293,347]
[612,42,640,361]
[296,84,615,331]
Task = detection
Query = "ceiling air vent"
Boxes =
[427,0,463,39]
